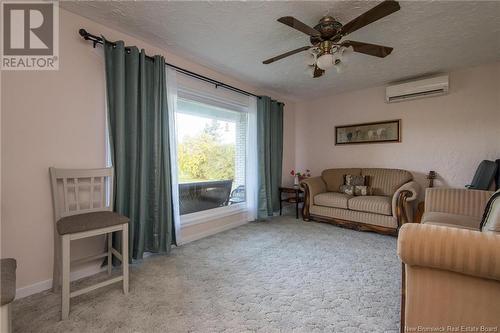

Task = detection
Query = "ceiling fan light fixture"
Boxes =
[304,52,316,66]
[263,1,401,78]
[334,59,346,73]
[338,46,353,64]
[343,45,354,56]
[306,65,316,78]
[316,53,334,70]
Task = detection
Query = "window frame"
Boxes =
[175,83,250,226]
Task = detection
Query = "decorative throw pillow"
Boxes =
[354,185,370,196]
[480,189,500,233]
[340,184,355,196]
[340,175,370,196]
[345,174,366,186]
[339,184,371,196]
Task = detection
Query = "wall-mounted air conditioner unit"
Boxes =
[385,74,449,103]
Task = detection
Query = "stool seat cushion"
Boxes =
[1,258,17,306]
[57,211,129,235]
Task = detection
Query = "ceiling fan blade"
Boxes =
[262,46,312,64]
[340,0,400,37]
[342,40,393,58]
[313,65,325,78]
[277,16,321,37]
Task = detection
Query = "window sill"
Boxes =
[180,203,247,227]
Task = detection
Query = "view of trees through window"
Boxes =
[177,119,235,182]
[175,98,247,215]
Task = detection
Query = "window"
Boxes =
[175,97,247,216]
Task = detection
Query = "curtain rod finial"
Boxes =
[79,28,88,37]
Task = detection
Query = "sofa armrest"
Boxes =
[300,176,326,220]
[398,223,500,281]
[301,176,326,198]
[392,181,419,224]
[424,188,493,218]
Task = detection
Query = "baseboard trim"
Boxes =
[178,218,250,245]
[16,264,106,299]
[16,219,250,298]
[180,204,247,227]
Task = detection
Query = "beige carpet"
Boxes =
[13,216,401,333]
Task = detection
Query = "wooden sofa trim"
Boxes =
[302,181,312,221]
[396,190,413,227]
[307,214,398,236]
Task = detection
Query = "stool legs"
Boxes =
[0,304,11,333]
[61,235,71,320]
[107,233,112,276]
[122,224,129,294]
[58,224,129,320]
[52,234,61,292]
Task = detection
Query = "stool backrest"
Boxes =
[49,167,114,221]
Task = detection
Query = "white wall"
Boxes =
[295,62,500,193]
[1,9,296,293]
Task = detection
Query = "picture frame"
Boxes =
[335,119,401,145]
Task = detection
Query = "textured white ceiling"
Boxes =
[62,1,500,100]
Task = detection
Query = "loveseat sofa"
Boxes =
[301,168,419,235]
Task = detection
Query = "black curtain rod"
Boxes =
[78,28,264,100]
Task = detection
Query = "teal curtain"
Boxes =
[257,96,284,219]
[104,40,175,260]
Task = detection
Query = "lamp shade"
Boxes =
[304,53,316,66]
[334,59,346,73]
[339,46,353,64]
[342,46,354,56]
[316,53,334,70]
[305,65,315,78]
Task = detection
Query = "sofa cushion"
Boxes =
[480,189,500,233]
[361,168,413,196]
[1,258,17,306]
[422,211,481,230]
[348,195,392,216]
[57,211,129,235]
[322,168,361,192]
[310,205,397,229]
[314,192,350,209]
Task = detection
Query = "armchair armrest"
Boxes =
[424,188,493,218]
[300,176,326,221]
[398,223,500,281]
[392,181,419,225]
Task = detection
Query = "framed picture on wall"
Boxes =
[335,119,401,145]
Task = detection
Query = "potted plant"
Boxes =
[291,169,311,185]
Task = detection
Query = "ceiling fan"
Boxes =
[262,0,400,78]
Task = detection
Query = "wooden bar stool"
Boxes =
[49,167,129,320]
[0,258,16,333]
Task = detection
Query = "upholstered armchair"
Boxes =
[398,223,500,330]
[420,187,493,229]
[399,187,500,330]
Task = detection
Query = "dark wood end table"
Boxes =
[279,186,304,219]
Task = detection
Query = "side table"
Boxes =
[279,186,304,219]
